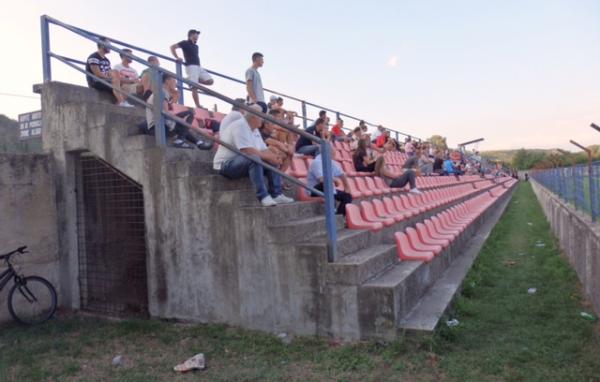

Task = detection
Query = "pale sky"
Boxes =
[1,0,599,151]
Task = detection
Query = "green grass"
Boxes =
[1,183,599,381]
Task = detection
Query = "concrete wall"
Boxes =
[531,180,600,315]
[0,154,59,323]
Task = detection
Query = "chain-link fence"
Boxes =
[531,161,600,222]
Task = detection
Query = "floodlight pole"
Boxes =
[591,123,600,134]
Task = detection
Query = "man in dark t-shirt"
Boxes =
[85,37,130,106]
[170,29,214,108]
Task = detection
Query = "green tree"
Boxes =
[428,135,447,150]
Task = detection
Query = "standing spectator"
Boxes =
[307,152,353,215]
[372,125,385,143]
[246,52,267,112]
[213,104,294,207]
[85,37,131,107]
[375,129,390,148]
[113,48,140,96]
[170,29,214,109]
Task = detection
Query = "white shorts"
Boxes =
[185,65,213,84]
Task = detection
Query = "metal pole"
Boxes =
[302,101,307,129]
[176,62,184,105]
[587,151,596,221]
[151,67,166,146]
[320,142,338,262]
[41,16,51,82]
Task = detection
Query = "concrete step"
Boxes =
[268,214,346,243]
[310,228,378,257]
[326,244,398,285]
[398,186,514,332]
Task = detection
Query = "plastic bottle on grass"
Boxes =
[580,312,597,321]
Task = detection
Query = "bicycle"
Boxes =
[0,246,57,325]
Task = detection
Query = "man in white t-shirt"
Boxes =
[213,104,294,207]
[219,99,246,135]
[113,48,140,95]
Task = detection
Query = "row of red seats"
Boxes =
[395,190,504,262]
[345,182,490,231]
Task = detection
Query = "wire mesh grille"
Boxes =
[76,154,149,316]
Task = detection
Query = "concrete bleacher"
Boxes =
[41,81,517,341]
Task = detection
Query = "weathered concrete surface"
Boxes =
[0,154,59,323]
[531,180,600,316]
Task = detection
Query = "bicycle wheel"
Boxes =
[8,276,57,325]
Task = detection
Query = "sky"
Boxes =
[0,0,599,151]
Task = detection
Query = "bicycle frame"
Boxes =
[0,266,16,291]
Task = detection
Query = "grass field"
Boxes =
[1,182,599,381]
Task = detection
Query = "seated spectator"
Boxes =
[360,122,370,141]
[404,137,415,157]
[268,95,298,126]
[113,48,140,96]
[330,118,347,142]
[259,109,294,174]
[295,118,325,157]
[348,127,362,150]
[213,104,294,207]
[307,152,353,215]
[139,56,179,102]
[432,150,444,174]
[146,74,212,149]
[387,153,422,194]
[220,98,246,134]
[418,149,434,176]
[352,139,396,178]
[442,157,464,177]
[375,129,390,148]
[372,125,385,143]
[85,37,132,107]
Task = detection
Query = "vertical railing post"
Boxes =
[301,101,307,129]
[588,156,596,222]
[151,67,167,146]
[41,15,51,82]
[176,62,184,105]
[336,111,340,122]
[320,141,338,262]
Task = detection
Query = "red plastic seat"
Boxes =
[354,177,374,196]
[360,200,395,226]
[291,157,308,178]
[395,232,435,262]
[346,204,383,231]
[416,222,450,248]
[372,199,403,223]
[423,219,456,241]
[383,197,412,221]
[341,161,358,177]
[345,178,364,199]
[373,177,391,193]
[406,227,443,255]
[365,177,383,195]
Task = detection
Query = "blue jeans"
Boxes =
[220,154,282,200]
[296,145,320,157]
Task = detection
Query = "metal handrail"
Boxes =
[40,14,340,261]
[41,15,418,141]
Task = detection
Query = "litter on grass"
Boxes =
[174,353,206,372]
[446,319,460,327]
[527,288,537,294]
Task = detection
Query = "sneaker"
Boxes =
[260,195,277,207]
[196,139,214,151]
[118,101,134,108]
[273,194,294,204]
[409,188,423,195]
[173,139,193,149]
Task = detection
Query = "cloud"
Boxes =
[387,55,399,68]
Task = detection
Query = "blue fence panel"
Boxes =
[532,162,600,222]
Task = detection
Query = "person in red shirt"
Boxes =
[331,118,347,142]
[375,129,390,148]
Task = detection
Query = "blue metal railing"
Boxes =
[40,15,419,143]
[531,162,599,222]
[40,15,341,260]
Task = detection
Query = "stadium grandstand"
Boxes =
[26,15,517,340]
